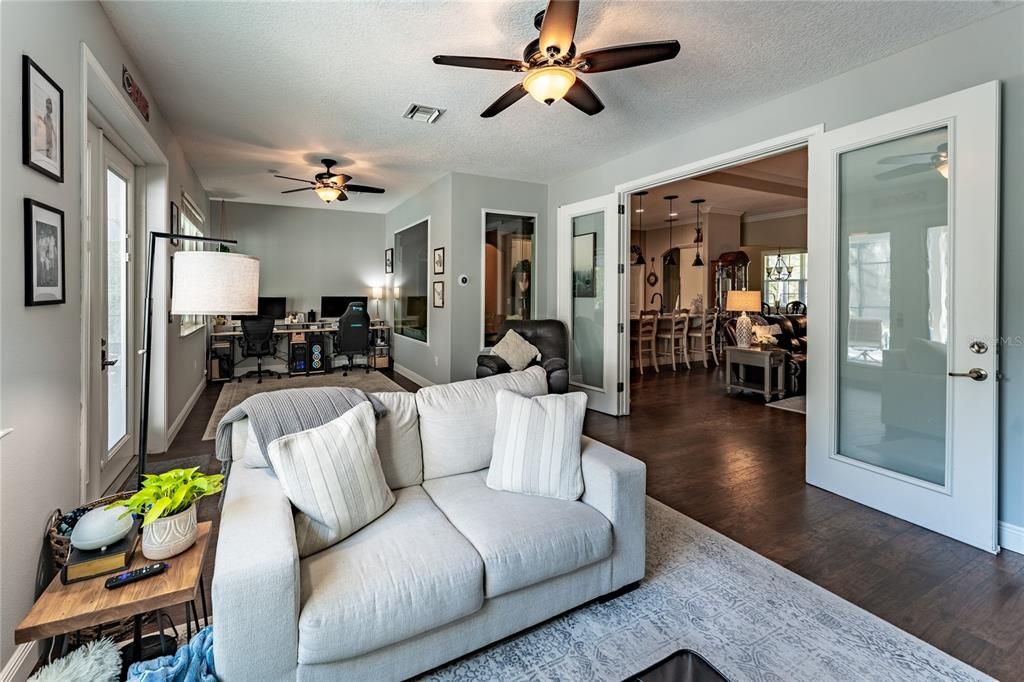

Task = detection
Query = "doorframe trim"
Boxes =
[612,125,824,414]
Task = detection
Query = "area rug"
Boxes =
[767,394,807,414]
[202,370,405,440]
[425,498,987,682]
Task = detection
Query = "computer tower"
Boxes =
[307,333,327,375]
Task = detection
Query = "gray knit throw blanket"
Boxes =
[215,387,386,474]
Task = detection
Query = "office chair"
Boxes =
[333,302,371,376]
[238,315,281,383]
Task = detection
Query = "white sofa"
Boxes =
[212,367,647,681]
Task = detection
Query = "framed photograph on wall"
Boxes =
[22,56,64,182]
[385,247,393,274]
[432,281,445,308]
[572,232,597,298]
[24,198,66,306]
[433,247,445,275]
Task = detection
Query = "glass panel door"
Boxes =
[571,211,605,388]
[106,168,129,453]
[837,127,949,486]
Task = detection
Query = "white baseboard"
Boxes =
[1,642,37,682]
[999,521,1024,555]
[167,379,206,449]
[394,363,434,387]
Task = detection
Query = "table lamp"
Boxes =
[372,286,384,320]
[726,290,761,349]
[136,232,259,491]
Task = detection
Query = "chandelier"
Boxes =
[634,191,648,266]
[766,248,794,282]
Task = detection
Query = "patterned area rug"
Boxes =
[202,370,405,440]
[425,498,987,682]
[767,394,807,414]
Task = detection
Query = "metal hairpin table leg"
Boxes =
[133,615,142,662]
[185,603,192,642]
[198,573,209,628]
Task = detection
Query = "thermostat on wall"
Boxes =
[457,274,470,286]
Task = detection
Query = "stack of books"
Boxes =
[61,518,140,584]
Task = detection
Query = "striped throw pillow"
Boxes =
[268,402,395,558]
[486,389,588,500]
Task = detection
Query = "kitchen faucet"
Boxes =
[650,292,663,313]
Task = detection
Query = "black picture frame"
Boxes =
[385,248,394,274]
[432,281,445,308]
[22,56,64,183]
[433,247,445,275]
[169,200,180,247]
[24,198,66,306]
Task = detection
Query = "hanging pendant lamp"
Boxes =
[766,247,794,282]
[691,198,706,267]
[663,194,678,266]
[634,191,648,266]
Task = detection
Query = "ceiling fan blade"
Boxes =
[344,184,386,194]
[874,163,934,180]
[281,187,315,194]
[481,83,528,118]
[432,55,524,71]
[337,191,349,202]
[275,175,315,184]
[539,0,579,59]
[877,152,939,165]
[578,40,681,73]
[563,78,604,116]
[330,173,352,185]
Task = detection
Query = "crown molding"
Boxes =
[743,207,808,223]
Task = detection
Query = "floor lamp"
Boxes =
[136,231,259,491]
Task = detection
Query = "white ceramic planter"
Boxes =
[142,504,198,560]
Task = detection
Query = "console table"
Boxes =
[724,346,786,402]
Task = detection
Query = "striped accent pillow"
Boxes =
[486,390,588,500]
[268,402,395,558]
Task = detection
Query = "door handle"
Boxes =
[948,368,987,381]
[101,348,118,370]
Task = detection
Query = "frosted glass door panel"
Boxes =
[836,127,949,486]
[106,169,129,452]
[571,212,604,388]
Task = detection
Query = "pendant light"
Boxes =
[663,194,678,266]
[633,191,648,266]
[691,198,705,267]
[766,247,794,281]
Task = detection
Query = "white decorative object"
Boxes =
[70,507,134,551]
[690,294,703,313]
[726,290,761,349]
[735,314,753,348]
[142,504,198,560]
[753,324,781,346]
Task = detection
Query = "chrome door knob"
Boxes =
[948,368,988,381]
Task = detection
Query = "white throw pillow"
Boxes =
[267,402,395,558]
[487,389,588,501]
[491,329,542,371]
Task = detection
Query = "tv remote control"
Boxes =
[104,563,169,589]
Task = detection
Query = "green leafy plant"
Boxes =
[107,468,224,527]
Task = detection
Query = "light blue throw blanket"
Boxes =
[128,626,216,682]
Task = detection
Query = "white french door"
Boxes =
[86,122,137,497]
[807,81,1000,551]
[557,194,623,415]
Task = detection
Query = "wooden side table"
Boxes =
[16,521,212,664]
[724,346,787,402]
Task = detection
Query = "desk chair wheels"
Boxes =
[238,355,282,384]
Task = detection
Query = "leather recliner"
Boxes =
[476,319,570,394]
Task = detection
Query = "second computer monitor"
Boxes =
[321,296,368,318]
[257,296,287,320]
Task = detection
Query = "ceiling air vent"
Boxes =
[403,103,445,124]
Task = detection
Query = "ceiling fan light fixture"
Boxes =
[314,184,342,204]
[523,66,576,105]
[936,159,950,179]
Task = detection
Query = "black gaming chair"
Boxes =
[333,302,371,375]
[238,315,281,383]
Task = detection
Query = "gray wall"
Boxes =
[545,7,1024,527]
[450,173,547,381]
[214,200,385,314]
[0,0,208,668]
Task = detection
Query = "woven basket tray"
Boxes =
[47,491,155,644]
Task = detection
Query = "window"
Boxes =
[762,252,808,309]
[483,212,535,347]
[178,195,206,336]
[394,219,429,343]
[846,233,890,364]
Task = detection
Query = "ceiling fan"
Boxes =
[875,142,949,181]
[433,0,680,118]
[274,159,386,204]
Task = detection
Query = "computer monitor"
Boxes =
[257,296,287,320]
[321,296,368,318]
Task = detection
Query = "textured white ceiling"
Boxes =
[100,0,1007,214]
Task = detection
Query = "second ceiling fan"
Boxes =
[434,0,680,118]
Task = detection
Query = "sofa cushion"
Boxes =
[491,328,541,371]
[369,391,422,489]
[487,390,587,501]
[416,366,547,480]
[422,470,612,598]
[298,486,484,664]
[268,403,395,558]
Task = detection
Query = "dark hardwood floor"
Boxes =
[147,365,1023,679]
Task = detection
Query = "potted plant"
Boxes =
[108,468,224,560]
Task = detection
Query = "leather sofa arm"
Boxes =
[580,437,647,589]
[476,354,511,378]
[213,466,300,681]
[541,357,568,374]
